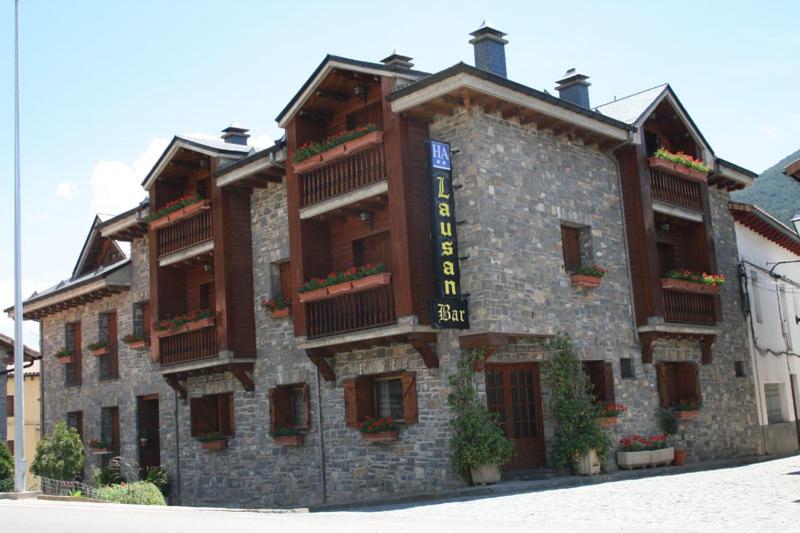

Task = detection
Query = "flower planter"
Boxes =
[597,416,618,427]
[270,307,290,318]
[361,429,399,443]
[674,409,699,420]
[90,347,109,357]
[650,447,675,466]
[326,281,353,296]
[201,438,228,451]
[574,449,601,475]
[298,287,328,303]
[648,157,708,183]
[617,447,674,469]
[673,448,687,466]
[89,448,110,455]
[154,316,215,338]
[273,434,305,447]
[125,339,147,350]
[660,278,720,295]
[571,274,602,288]
[351,273,392,292]
[470,464,501,485]
[293,130,384,174]
[56,355,74,365]
[139,438,149,448]
[149,200,211,230]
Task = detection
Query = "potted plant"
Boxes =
[297,277,328,303]
[292,124,382,174]
[197,433,228,451]
[351,263,391,291]
[88,341,109,357]
[54,348,75,365]
[449,348,513,485]
[661,269,724,295]
[146,194,210,230]
[139,430,149,448]
[87,439,110,455]
[261,296,291,318]
[153,309,215,337]
[122,334,147,350]
[570,265,607,288]
[597,402,626,427]
[271,427,305,446]
[674,401,701,420]
[648,148,711,182]
[360,417,399,443]
[617,434,673,469]
[324,270,353,295]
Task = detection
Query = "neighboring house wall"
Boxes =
[6,371,40,490]
[735,223,800,455]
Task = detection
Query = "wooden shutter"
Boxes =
[142,302,152,340]
[603,363,615,403]
[655,363,670,408]
[401,372,418,424]
[343,378,358,428]
[6,396,13,418]
[561,225,581,272]
[302,383,311,429]
[691,364,702,404]
[269,387,292,432]
[677,363,701,404]
[355,376,374,423]
[219,393,234,436]
[279,262,292,300]
[111,407,120,454]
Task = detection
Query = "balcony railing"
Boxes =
[159,324,217,366]
[300,144,386,207]
[157,209,213,257]
[663,289,716,325]
[306,283,396,339]
[650,168,703,211]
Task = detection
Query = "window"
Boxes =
[190,393,234,437]
[6,441,13,455]
[343,372,417,428]
[6,396,13,418]
[65,322,82,387]
[98,311,119,381]
[67,411,84,439]
[764,383,784,424]
[751,272,763,324]
[656,362,701,408]
[582,361,615,403]
[560,225,581,272]
[271,260,292,301]
[199,282,213,310]
[734,361,746,378]
[132,301,151,342]
[269,384,309,433]
[100,406,120,468]
[620,358,634,379]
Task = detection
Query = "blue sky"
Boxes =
[1,0,799,347]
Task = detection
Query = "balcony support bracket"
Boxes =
[231,365,255,392]
[640,332,657,365]
[307,349,336,382]
[408,333,439,369]
[165,375,187,400]
[700,335,715,365]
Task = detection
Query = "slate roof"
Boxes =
[594,84,668,124]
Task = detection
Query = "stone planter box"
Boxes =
[125,339,147,350]
[298,287,328,303]
[470,464,501,485]
[597,416,618,427]
[674,409,700,420]
[571,274,602,288]
[270,307,290,318]
[149,200,211,230]
[293,131,384,174]
[327,281,353,296]
[361,430,399,443]
[90,347,109,357]
[273,434,305,446]
[660,278,720,295]
[574,449,601,475]
[617,447,674,469]
[154,316,215,338]
[200,438,228,451]
[56,355,74,365]
[351,273,392,292]
[648,157,708,182]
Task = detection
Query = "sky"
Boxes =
[0,0,799,348]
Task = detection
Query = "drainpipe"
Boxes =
[315,367,327,504]
[173,389,182,505]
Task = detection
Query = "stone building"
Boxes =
[10,24,765,507]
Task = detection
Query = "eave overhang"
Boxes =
[709,158,757,191]
[730,201,800,256]
[99,202,149,241]
[215,145,286,188]
[784,158,800,184]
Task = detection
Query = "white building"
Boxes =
[731,202,800,455]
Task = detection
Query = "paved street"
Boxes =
[2,455,799,532]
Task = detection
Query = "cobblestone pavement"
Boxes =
[1,456,799,532]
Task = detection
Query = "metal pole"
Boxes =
[13,0,27,493]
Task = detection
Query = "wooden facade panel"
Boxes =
[328,209,390,272]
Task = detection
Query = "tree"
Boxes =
[0,441,13,489]
[30,422,84,481]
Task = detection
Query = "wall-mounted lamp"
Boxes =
[353,84,367,103]
[657,222,670,231]
[359,209,374,229]
[203,263,214,274]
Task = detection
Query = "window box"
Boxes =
[327,281,353,296]
[200,437,228,451]
[571,274,602,288]
[90,347,109,357]
[470,464,501,485]
[674,409,700,420]
[125,339,148,350]
[271,307,290,318]
[574,449,601,475]
[149,199,211,230]
[617,447,674,469]
[298,287,328,303]
[293,130,384,174]
[361,429,399,443]
[154,316,215,338]
[597,416,618,427]
[89,447,111,455]
[648,157,708,183]
[273,434,305,446]
[57,355,74,365]
[351,272,392,292]
[660,278,720,295]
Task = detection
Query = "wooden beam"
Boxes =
[408,333,439,369]
[700,335,715,365]
[307,350,335,381]
[230,365,255,391]
[164,375,187,399]
[640,332,657,364]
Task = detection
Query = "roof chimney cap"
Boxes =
[555,68,591,109]
[221,122,250,145]
[556,68,591,89]
[469,21,509,78]
[381,50,414,69]
[469,21,508,44]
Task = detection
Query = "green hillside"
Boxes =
[733,148,800,225]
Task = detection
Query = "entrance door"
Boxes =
[485,363,546,469]
[137,396,161,475]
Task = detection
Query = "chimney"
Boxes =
[381,51,414,69]
[220,122,250,145]
[555,68,591,109]
[469,22,508,78]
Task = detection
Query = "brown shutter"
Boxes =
[279,262,292,300]
[302,383,311,428]
[343,378,358,428]
[220,393,234,436]
[142,302,152,340]
[401,371,418,424]
[655,363,670,408]
[190,397,202,437]
[269,387,291,431]
[692,364,702,404]
[355,376,374,423]
[603,363,615,403]
[561,225,581,272]
[268,388,277,433]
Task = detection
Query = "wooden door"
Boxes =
[137,396,161,474]
[485,363,546,470]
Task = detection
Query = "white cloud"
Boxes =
[89,137,169,217]
[760,124,780,139]
[55,181,79,200]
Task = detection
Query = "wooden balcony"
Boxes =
[156,209,213,257]
[650,167,703,211]
[306,283,396,339]
[299,144,386,207]
[663,289,716,325]
[159,323,217,366]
